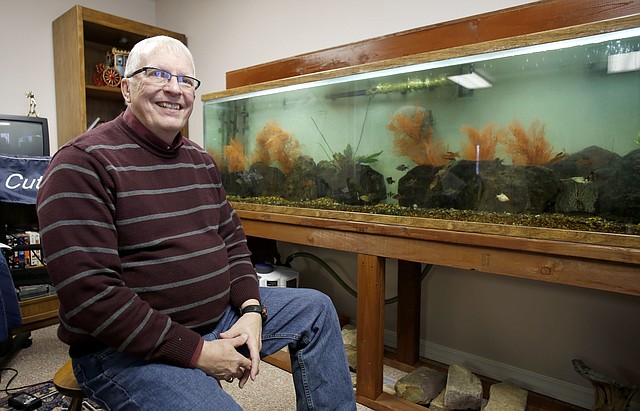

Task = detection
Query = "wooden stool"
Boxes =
[53,359,85,411]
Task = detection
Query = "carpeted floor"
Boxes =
[0,325,373,410]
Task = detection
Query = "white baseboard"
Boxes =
[382,331,639,411]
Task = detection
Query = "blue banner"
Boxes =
[0,154,50,205]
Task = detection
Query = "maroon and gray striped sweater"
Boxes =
[36,109,259,368]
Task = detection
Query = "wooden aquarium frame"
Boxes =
[205,1,640,409]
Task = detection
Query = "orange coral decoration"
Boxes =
[252,121,301,173]
[502,118,554,166]
[460,123,504,161]
[387,106,448,166]
[206,148,224,168]
[223,137,248,172]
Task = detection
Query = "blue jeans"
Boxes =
[72,287,356,410]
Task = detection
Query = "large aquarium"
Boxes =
[202,21,640,244]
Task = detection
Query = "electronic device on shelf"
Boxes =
[0,114,50,157]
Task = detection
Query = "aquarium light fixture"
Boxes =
[206,27,640,104]
[607,51,640,74]
[447,72,492,89]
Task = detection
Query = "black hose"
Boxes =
[284,251,433,305]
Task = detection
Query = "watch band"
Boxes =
[240,304,267,323]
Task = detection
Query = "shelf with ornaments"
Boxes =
[53,5,187,147]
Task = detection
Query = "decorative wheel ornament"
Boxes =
[93,63,106,86]
[93,72,105,87]
[102,67,122,87]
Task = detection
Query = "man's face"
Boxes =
[121,47,195,143]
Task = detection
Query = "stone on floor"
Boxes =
[444,363,483,410]
[484,381,528,411]
[394,366,446,405]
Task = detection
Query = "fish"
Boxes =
[238,171,263,183]
[396,164,409,171]
[547,151,567,165]
[496,193,510,202]
[442,151,459,161]
[386,176,395,185]
[359,195,370,202]
[442,188,461,197]
[429,167,448,189]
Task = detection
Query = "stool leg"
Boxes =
[68,396,84,411]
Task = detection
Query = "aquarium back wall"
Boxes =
[156,0,539,148]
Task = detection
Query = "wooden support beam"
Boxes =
[396,260,422,365]
[356,254,386,401]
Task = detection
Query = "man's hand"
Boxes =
[219,302,263,388]
[195,335,252,384]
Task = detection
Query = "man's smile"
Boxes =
[157,102,182,110]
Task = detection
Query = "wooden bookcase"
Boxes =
[16,295,60,332]
[52,5,187,148]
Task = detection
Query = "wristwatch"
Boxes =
[240,304,267,323]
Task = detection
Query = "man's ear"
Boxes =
[121,78,131,104]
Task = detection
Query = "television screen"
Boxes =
[0,115,50,157]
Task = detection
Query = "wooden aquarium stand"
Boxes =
[235,205,638,409]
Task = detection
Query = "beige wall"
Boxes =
[2,0,638,408]
[0,0,157,149]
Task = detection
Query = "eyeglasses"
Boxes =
[126,66,201,90]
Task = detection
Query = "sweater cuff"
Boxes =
[189,337,205,368]
[230,277,261,308]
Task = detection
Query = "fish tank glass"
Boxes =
[202,20,640,248]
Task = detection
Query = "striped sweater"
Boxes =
[36,110,259,367]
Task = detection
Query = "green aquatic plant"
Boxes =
[634,130,640,145]
[329,143,382,170]
[311,96,382,171]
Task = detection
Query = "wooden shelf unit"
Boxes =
[16,294,60,333]
[52,5,187,148]
[0,202,58,333]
